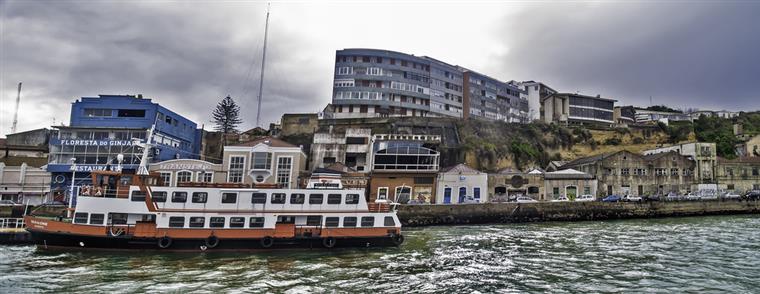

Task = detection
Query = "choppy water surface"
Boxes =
[2,215,760,293]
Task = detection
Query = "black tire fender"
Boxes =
[158,236,172,249]
[391,233,405,246]
[260,236,274,248]
[205,235,220,248]
[322,237,337,248]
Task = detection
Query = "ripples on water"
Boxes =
[2,215,760,293]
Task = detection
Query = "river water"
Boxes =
[2,215,759,293]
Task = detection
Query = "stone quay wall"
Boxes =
[398,200,760,226]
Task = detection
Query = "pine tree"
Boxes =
[212,96,243,133]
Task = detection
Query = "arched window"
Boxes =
[177,171,192,183]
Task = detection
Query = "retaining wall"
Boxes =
[398,200,760,226]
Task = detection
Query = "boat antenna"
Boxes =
[255,3,270,128]
[11,82,22,134]
[136,115,158,175]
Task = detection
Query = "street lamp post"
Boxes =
[68,157,77,217]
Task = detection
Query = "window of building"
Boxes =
[88,213,104,225]
[131,191,147,202]
[727,184,735,190]
[229,217,245,228]
[251,152,272,170]
[323,157,336,164]
[336,67,353,75]
[306,216,322,226]
[583,187,591,195]
[176,171,192,183]
[346,194,360,204]
[343,217,357,227]
[249,217,265,228]
[209,217,225,228]
[276,157,293,188]
[754,168,759,176]
[671,168,679,176]
[252,193,267,204]
[152,191,167,202]
[84,108,112,117]
[271,193,286,204]
[171,192,187,203]
[361,216,375,227]
[117,109,146,118]
[168,217,185,228]
[553,187,560,196]
[377,187,388,200]
[474,187,481,200]
[621,168,630,175]
[325,217,340,227]
[221,193,237,204]
[228,156,245,183]
[159,172,172,186]
[309,194,324,204]
[290,193,305,204]
[327,194,342,204]
[192,192,207,203]
[384,216,395,227]
[189,217,205,228]
[367,67,382,75]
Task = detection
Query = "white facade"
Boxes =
[435,164,488,204]
[0,162,51,205]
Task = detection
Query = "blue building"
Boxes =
[47,95,202,199]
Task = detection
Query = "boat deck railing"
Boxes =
[0,218,25,231]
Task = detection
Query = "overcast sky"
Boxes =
[2,1,759,136]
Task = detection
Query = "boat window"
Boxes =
[189,217,205,228]
[229,217,245,228]
[209,217,225,228]
[384,216,395,227]
[192,192,207,203]
[74,212,88,224]
[131,191,146,202]
[109,213,127,225]
[172,192,187,203]
[249,217,265,228]
[343,217,357,227]
[346,194,360,204]
[361,216,375,227]
[271,193,286,204]
[252,193,267,204]
[152,191,167,202]
[308,194,324,205]
[168,216,185,228]
[90,214,105,225]
[290,193,305,204]
[119,176,133,186]
[325,217,339,227]
[327,194,342,204]
[306,216,322,226]
[221,193,237,204]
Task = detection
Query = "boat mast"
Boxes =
[137,121,157,175]
[255,3,270,128]
[11,82,21,134]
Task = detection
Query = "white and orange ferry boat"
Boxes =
[25,128,404,251]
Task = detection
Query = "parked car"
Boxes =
[685,193,701,201]
[721,192,741,200]
[576,194,595,202]
[745,190,760,200]
[643,195,661,202]
[602,195,621,202]
[516,196,538,203]
[551,196,569,202]
[665,193,681,201]
[0,200,20,206]
[622,195,642,202]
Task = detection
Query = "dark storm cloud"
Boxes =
[495,2,760,110]
[1,1,326,133]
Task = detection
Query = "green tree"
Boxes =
[212,96,243,133]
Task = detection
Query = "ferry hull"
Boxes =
[27,230,401,252]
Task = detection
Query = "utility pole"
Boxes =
[11,82,22,134]
[255,3,270,128]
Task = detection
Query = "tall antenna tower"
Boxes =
[255,3,270,127]
[11,82,22,134]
